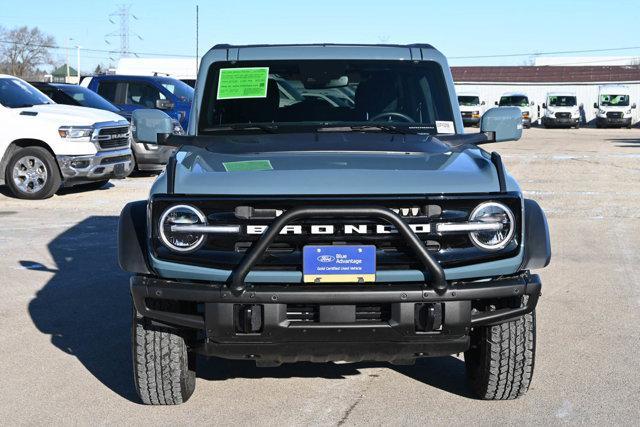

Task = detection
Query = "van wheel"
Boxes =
[464,309,536,400]
[5,146,61,199]
[132,306,196,405]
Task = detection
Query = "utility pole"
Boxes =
[196,5,199,77]
[77,45,81,82]
[66,38,70,80]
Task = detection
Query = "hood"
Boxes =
[15,104,126,125]
[168,132,503,195]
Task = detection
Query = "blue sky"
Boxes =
[2,0,639,72]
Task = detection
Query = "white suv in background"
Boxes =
[457,92,484,127]
[542,92,581,128]
[0,75,134,199]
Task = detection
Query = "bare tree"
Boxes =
[0,26,56,78]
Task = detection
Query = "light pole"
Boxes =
[68,38,81,83]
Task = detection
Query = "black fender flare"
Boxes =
[521,198,551,270]
[118,200,152,274]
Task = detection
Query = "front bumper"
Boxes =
[542,116,579,127]
[522,116,532,127]
[597,116,632,127]
[462,116,480,126]
[131,273,542,363]
[57,147,134,185]
[131,141,175,171]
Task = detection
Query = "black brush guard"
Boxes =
[229,206,447,294]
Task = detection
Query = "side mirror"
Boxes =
[632,103,637,109]
[494,101,499,106]
[542,103,547,109]
[481,101,485,105]
[530,101,535,106]
[156,99,175,110]
[593,102,598,109]
[479,107,523,143]
[132,109,175,144]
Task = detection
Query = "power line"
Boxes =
[0,39,196,58]
[450,46,640,59]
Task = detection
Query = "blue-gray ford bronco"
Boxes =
[119,43,551,405]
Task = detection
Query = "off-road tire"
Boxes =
[464,310,536,400]
[5,146,61,199]
[132,307,196,405]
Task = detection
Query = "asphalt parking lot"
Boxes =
[1,128,639,425]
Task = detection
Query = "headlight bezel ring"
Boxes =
[468,201,516,251]
[158,204,207,253]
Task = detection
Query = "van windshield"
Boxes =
[548,96,576,107]
[199,59,454,134]
[0,78,52,108]
[499,95,529,107]
[458,96,480,106]
[600,94,629,107]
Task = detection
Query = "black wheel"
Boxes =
[464,307,536,400]
[132,306,196,405]
[78,180,110,191]
[5,146,61,199]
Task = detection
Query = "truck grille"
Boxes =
[461,112,472,118]
[607,112,623,119]
[96,126,130,150]
[150,194,522,273]
[555,112,571,119]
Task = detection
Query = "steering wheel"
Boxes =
[369,111,415,123]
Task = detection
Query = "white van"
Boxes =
[542,92,580,128]
[594,85,635,128]
[497,92,534,128]
[457,92,484,127]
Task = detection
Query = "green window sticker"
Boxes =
[223,160,273,172]
[216,67,269,100]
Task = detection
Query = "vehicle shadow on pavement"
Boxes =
[607,137,640,148]
[26,216,138,402]
[198,356,474,398]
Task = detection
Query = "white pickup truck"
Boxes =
[0,75,134,199]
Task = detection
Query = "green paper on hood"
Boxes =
[223,160,273,172]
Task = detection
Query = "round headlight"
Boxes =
[159,205,206,252]
[468,202,515,251]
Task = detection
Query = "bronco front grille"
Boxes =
[96,126,130,150]
[150,194,523,272]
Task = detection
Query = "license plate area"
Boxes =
[303,245,376,283]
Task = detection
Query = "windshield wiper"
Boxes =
[347,124,418,134]
[203,124,278,134]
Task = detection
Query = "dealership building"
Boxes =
[452,64,640,124]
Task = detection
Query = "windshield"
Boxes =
[548,96,576,107]
[499,95,529,107]
[199,59,454,134]
[0,78,52,108]
[458,96,480,106]
[600,94,629,107]
[56,85,120,112]
[159,78,194,102]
